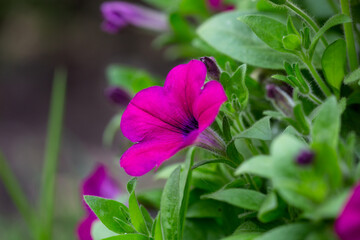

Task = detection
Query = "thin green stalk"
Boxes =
[0,151,38,239]
[340,0,359,71]
[285,1,328,47]
[308,93,322,105]
[39,69,67,240]
[304,60,332,97]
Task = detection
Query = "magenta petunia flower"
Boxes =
[100,1,168,34]
[335,182,360,240]
[120,60,227,176]
[77,163,121,240]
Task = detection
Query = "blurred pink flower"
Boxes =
[335,182,360,240]
[207,0,234,12]
[120,60,227,176]
[100,1,168,33]
[77,163,121,240]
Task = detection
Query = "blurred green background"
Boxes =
[0,0,175,239]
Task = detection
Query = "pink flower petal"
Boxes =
[81,163,120,200]
[121,86,190,142]
[120,139,185,176]
[193,80,227,131]
[164,60,207,115]
[120,59,227,176]
[335,183,360,240]
[77,215,96,240]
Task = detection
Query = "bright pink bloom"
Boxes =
[77,163,121,240]
[120,60,227,176]
[335,183,360,240]
[100,1,168,34]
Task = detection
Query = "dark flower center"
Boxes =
[182,116,199,135]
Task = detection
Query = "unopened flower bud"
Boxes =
[296,150,315,165]
[105,87,131,106]
[200,56,221,81]
[100,1,168,34]
[266,84,294,116]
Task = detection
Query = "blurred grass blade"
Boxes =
[39,68,67,239]
[0,151,38,238]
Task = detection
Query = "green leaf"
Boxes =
[321,39,346,90]
[127,177,137,194]
[286,16,299,35]
[91,220,118,240]
[197,11,299,69]
[140,206,153,232]
[234,117,272,141]
[224,64,249,110]
[129,191,148,235]
[238,14,288,51]
[155,163,181,179]
[107,65,158,94]
[309,14,352,58]
[303,190,350,220]
[312,96,340,148]
[187,200,224,218]
[153,214,163,240]
[235,155,273,178]
[257,192,286,223]
[160,148,195,240]
[178,148,195,239]
[344,67,360,85]
[293,103,310,135]
[255,223,312,240]
[161,166,181,240]
[84,196,134,234]
[312,142,342,189]
[203,189,266,211]
[103,233,149,240]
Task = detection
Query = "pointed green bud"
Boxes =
[282,34,301,50]
[286,17,299,36]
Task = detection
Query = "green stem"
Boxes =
[285,1,328,47]
[0,151,39,239]
[308,93,322,105]
[39,69,67,240]
[304,59,332,97]
[340,0,359,71]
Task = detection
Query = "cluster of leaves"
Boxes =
[92,0,360,239]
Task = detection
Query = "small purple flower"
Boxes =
[120,60,227,176]
[105,87,131,106]
[200,56,220,81]
[77,163,121,240]
[101,1,168,34]
[335,183,360,240]
[296,150,315,165]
